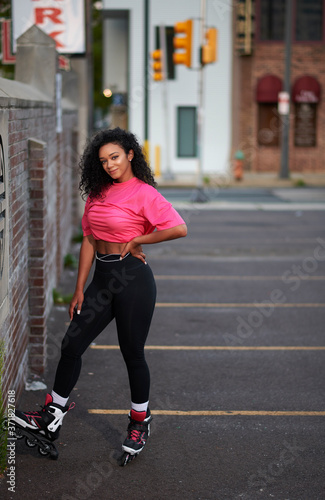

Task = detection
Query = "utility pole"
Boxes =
[86,0,94,135]
[279,0,293,179]
[191,0,209,202]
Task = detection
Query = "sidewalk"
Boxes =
[156,172,325,189]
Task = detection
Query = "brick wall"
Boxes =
[0,100,78,400]
[235,43,325,173]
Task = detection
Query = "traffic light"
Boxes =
[151,49,164,81]
[173,20,192,68]
[202,28,217,65]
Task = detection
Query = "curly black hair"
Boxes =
[79,127,157,199]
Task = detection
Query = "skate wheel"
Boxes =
[119,452,137,467]
[38,445,50,456]
[15,428,24,439]
[25,437,37,447]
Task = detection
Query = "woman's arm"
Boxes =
[120,224,187,262]
[69,235,96,319]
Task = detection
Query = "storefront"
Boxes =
[233,0,325,174]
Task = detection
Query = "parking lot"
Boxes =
[3,198,325,500]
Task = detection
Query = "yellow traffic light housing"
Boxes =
[173,20,193,68]
[152,49,164,81]
[202,28,217,65]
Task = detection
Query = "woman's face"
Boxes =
[99,143,134,183]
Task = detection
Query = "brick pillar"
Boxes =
[72,128,80,228]
[15,25,57,102]
[28,138,48,374]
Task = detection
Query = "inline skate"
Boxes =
[119,409,152,466]
[13,393,74,460]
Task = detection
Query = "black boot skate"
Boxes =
[13,393,74,459]
[119,409,152,466]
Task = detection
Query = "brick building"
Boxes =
[232,0,325,174]
[0,27,79,401]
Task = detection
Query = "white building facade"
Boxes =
[102,0,233,177]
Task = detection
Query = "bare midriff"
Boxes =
[96,240,129,255]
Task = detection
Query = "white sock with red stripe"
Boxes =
[131,401,149,421]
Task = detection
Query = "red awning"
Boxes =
[256,75,283,103]
[292,76,321,103]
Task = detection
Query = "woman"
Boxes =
[14,127,187,461]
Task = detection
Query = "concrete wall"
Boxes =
[0,26,79,401]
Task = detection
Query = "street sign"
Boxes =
[278,91,290,115]
[12,0,85,54]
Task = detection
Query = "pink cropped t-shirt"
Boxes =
[81,177,185,243]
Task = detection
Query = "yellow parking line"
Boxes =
[156,303,325,308]
[90,345,325,351]
[156,275,325,281]
[88,409,325,416]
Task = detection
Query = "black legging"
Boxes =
[53,253,157,403]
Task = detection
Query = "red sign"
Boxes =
[12,0,85,54]
[1,20,16,64]
[278,91,290,115]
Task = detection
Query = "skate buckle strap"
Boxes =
[129,421,147,430]
[40,401,75,412]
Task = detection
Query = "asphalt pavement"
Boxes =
[1,188,325,500]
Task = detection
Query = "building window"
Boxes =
[296,0,323,41]
[177,107,197,157]
[260,0,285,41]
[292,76,321,147]
[258,104,280,146]
[294,103,317,147]
[256,75,282,146]
[258,0,325,42]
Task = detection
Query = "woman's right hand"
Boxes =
[68,235,96,321]
[69,290,84,321]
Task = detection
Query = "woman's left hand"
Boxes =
[120,239,146,263]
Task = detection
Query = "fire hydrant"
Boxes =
[234,150,245,181]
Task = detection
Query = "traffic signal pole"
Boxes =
[160,25,174,180]
[144,0,149,144]
[191,0,209,202]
